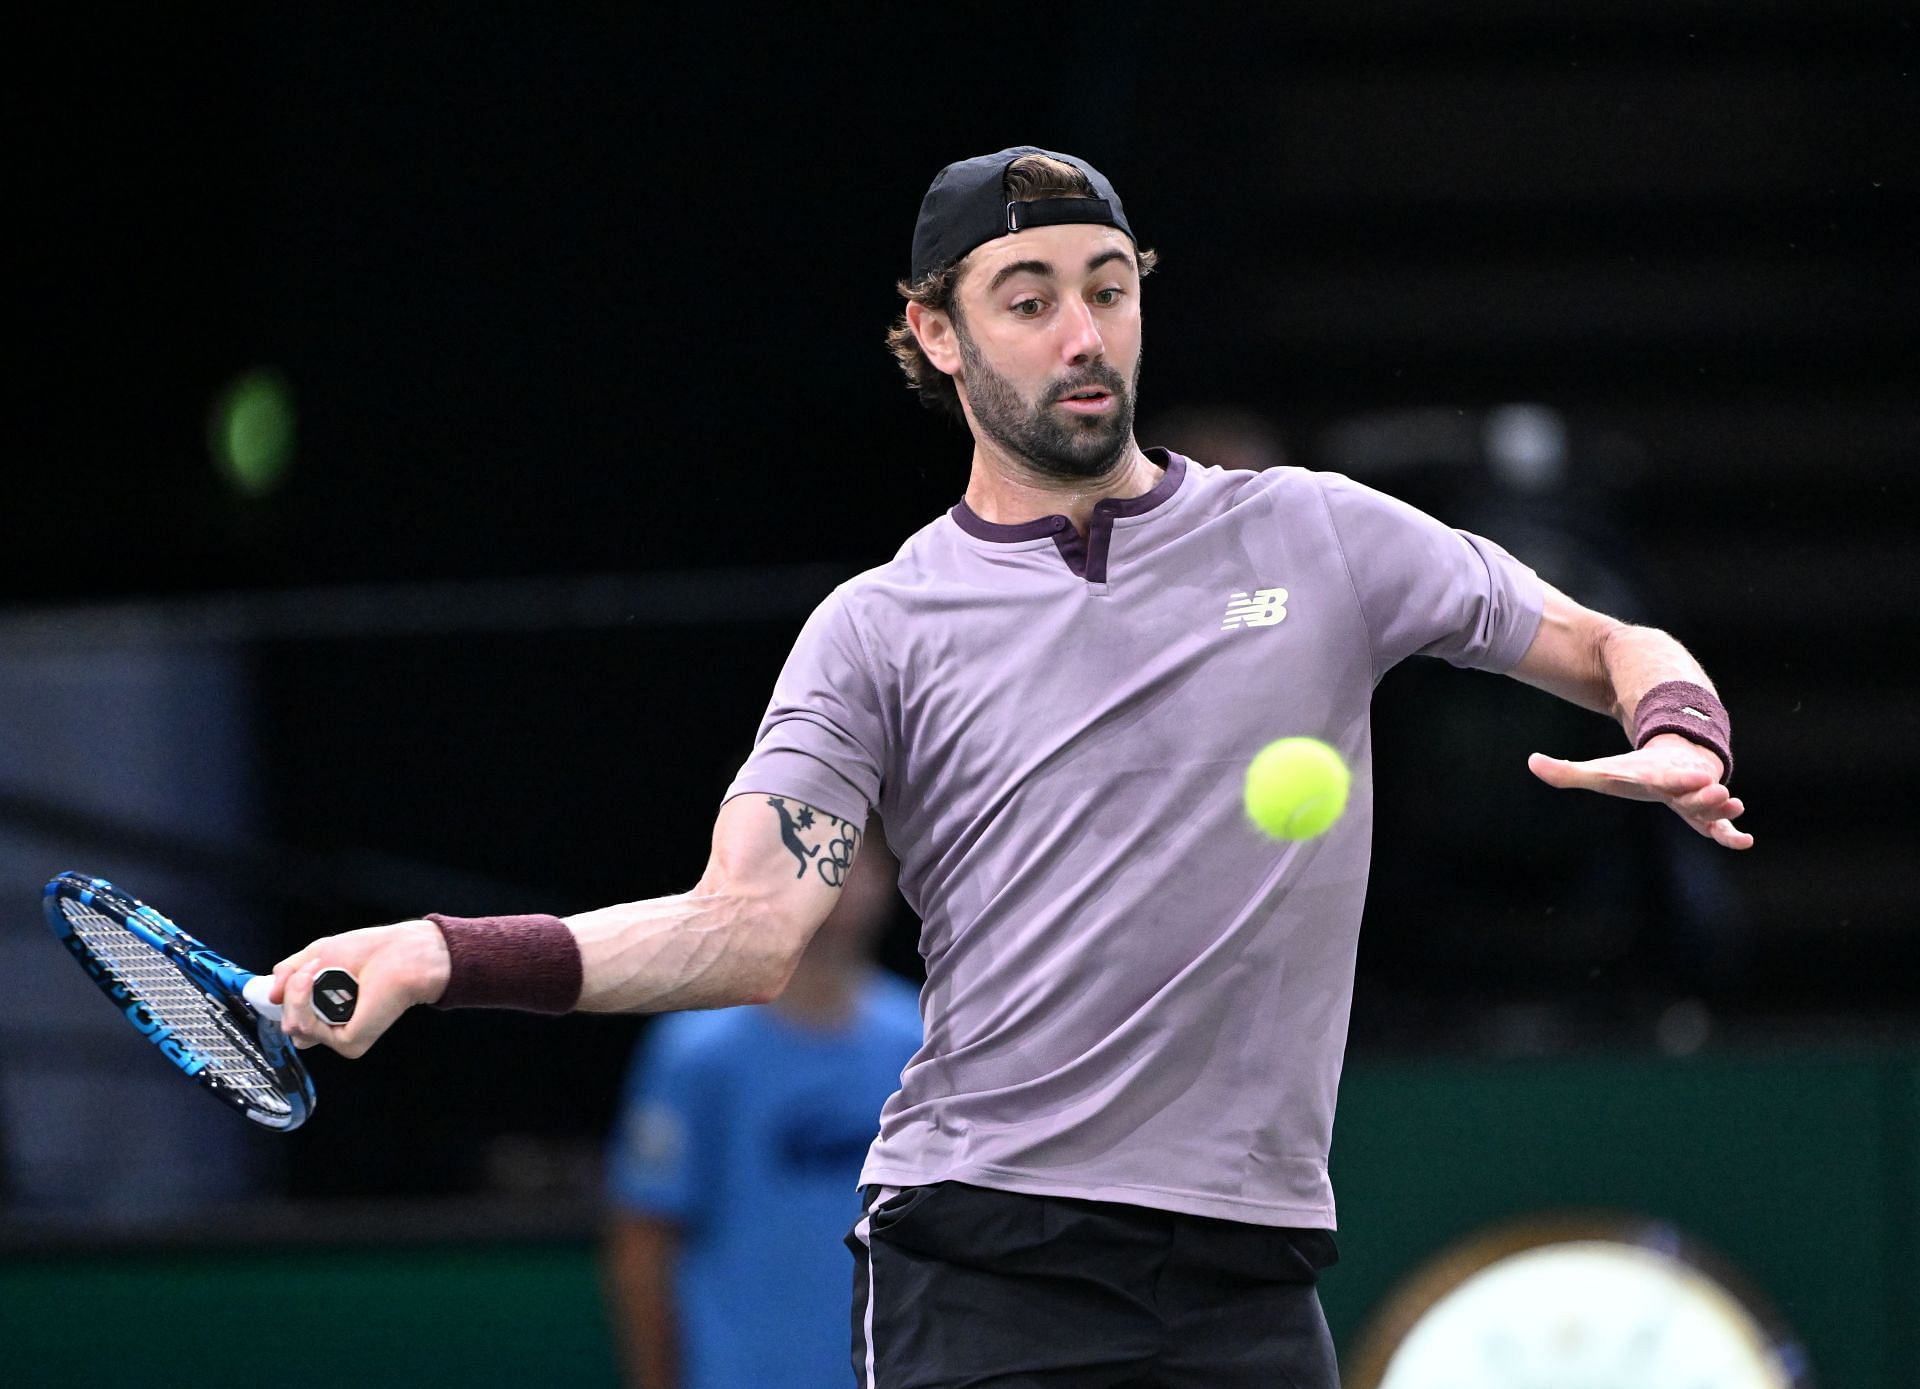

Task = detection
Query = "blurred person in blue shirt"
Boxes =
[601,822,922,1389]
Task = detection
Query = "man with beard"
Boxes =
[275,147,1750,1389]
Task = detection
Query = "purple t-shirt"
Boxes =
[725,452,1544,1228]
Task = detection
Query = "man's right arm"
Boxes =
[570,793,863,1012]
[273,792,863,1053]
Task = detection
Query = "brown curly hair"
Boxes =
[886,154,1157,422]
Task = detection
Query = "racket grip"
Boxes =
[242,974,281,1021]
[241,970,360,1027]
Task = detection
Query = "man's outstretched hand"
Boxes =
[1528,733,1753,850]
[272,920,451,1058]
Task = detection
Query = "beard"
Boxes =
[956,323,1140,482]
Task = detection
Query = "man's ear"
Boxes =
[906,300,962,377]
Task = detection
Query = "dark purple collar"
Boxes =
[950,449,1187,543]
[949,450,1188,582]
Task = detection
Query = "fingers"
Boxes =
[1672,781,1733,820]
[277,955,336,1050]
[280,956,386,1057]
[271,937,361,1052]
[277,958,319,1048]
[269,921,445,1057]
[1526,751,1579,786]
[270,947,318,1007]
[1532,750,1754,851]
[282,960,379,1056]
[1626,765,1717,801]
[1681,791,1755,851]
[1665,776,1753,849]
[272,939,349,1045]
[1527,751,1706,802]
[1528,752,1618,794]
[1709,817,1756,850]
[1684,800,1754,849]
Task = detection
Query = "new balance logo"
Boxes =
[321,988,354,1009]
[1221,587,1289,630]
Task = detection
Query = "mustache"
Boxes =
[1050,364,1128,403]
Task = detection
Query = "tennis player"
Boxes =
[276,146,1750,1388]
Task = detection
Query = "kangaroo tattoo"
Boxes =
[768,797,820,879]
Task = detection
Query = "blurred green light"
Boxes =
[210,368,296,497]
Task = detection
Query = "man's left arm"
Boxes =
[1509,582,1753,851]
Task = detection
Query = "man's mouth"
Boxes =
[1057,388,1115,413]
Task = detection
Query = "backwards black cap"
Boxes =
[909,145,1134,283]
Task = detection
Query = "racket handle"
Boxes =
[311,968,360,1026]
[241,970,359,1028]
[242,975,282,1021]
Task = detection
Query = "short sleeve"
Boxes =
[1316,471,1545,681]
[724,587,887,826]
[604,1018,719,1224]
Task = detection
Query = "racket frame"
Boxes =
[42,871,316,1131]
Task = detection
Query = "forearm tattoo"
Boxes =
[764,797,861,887]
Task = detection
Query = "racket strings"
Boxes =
[58,898,292,1119]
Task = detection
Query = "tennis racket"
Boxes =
[42,870,359,1132]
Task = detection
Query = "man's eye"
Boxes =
[1092,288,1123,306]
[1013,298,1045,316]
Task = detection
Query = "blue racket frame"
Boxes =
[42,871,315,1131]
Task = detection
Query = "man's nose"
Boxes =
[1058,297,1105,365]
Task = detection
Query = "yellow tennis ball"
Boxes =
[1244,737,1351,840]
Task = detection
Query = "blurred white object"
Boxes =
[1358,1223,1805,1389]
[1484,402,1570,494]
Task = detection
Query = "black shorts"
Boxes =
[846,1181,1339,1389]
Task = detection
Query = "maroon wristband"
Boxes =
[424,913,583,1014]
[1631,680,1733,783]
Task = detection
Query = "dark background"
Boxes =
[13,0,1918,1212]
